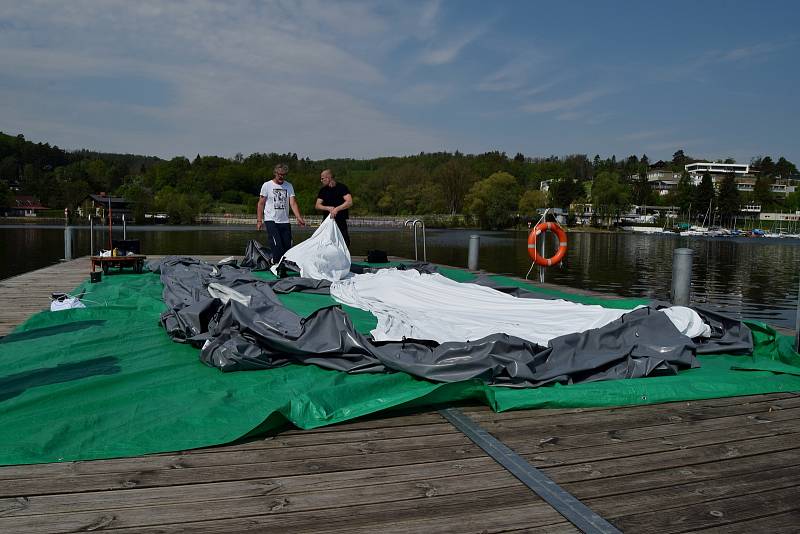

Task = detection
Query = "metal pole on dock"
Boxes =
[89,215,94,256]
[467,235,480,270]
[671,248,693,306]
[123,214,127,240]
[64,226,74,261]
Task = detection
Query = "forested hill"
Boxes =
[1,131,797,228]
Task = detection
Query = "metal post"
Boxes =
[467,235,480,270]
[64,226,73,261]
[671,248,694,306]
[89,215,94,256]
[123,213,127,240]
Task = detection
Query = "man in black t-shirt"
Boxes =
[315,169,353,246]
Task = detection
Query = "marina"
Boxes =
[0,256,798,532]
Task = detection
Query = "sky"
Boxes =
[1,0,798,163]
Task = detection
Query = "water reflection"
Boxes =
[1,225,798,329]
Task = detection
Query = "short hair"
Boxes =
[321,168,334,179]
[274,163,289,174]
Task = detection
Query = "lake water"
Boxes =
[1,225,798,330]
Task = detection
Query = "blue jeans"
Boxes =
[264,221,292,262]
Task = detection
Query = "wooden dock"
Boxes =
[1,258,799,533]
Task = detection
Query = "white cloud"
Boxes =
[0,1,448,158]
[419,26,486,65]
[620,129,674,142]
[478,60,531,92]
[521,88,611,114]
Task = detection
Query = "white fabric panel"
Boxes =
[281,216,351,281]
[660,306,711,338]
[50,297,86,312]
[330,269,708,346]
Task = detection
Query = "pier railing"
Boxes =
[195,213,477,227]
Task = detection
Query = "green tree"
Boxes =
[517,189,548,218]
[464,171,520,229]
[549,177,579,210]
[756,156,776,176]
[716,174,740,225]
[432,159,476,214]
[754,176,774,208]
[117,178,154,223]
[785,191,800,212]
[695,172,716,212]
[775,157,797,178]
[0,180,12,208]
[672,149,688,168]
[673,171,695,211]
[591,171,631,228]
[631,173,652,206]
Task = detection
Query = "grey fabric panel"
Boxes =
[241,240,271,271]
[201,303,385,374]
[154,257,705,387]
[649,300,754,355]
[267,277,332,294]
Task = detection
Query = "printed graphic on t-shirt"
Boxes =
[272,189,287,211]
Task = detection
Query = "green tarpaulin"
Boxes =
[0,265,798,466]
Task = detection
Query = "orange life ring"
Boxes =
[527,222,568,267]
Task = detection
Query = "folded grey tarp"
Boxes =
[148,256,752,388]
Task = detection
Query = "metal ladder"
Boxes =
[404,219,427,261]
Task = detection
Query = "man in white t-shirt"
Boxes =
[256,163,306,263]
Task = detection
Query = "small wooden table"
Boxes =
[90,254,147,274]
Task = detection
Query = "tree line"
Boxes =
[1,132,797,228]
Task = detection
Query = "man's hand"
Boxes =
[330,207,339,218]
[297,216,306,226]
[256,220,263,231]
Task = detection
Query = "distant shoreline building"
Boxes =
[685,162,796,197]
[0,195,48,217]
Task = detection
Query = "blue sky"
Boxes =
[1,1,798,163]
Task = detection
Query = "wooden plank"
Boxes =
[0,471,527,533]
[0,445,486,496]
[683,509,800,534]
[542,432,800,484]
[0,458,503,516]
[609,485,800,533]
[564,447,800,500]
[506,415,800,469]
[468,395,799,436]
[0,431,472,481]
[74,486,548,534]
[492,405,800,455]
[584,464,800,519]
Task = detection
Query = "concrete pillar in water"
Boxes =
[671,248,693,306]
[467,235,480,271]
[64,226,74,261]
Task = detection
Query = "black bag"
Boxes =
[366,249,388,263]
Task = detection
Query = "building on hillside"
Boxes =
[78,193,133,223]
[646,170,682,196]
[539,179,553,192]
[760,212,800,222]
[0,195,48,217]
[685,162,752,180]
[732,177,796,196]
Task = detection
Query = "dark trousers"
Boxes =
[264,221,292,262]
[334,217,350,246]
